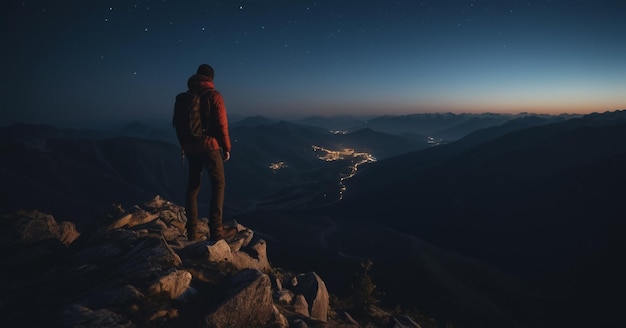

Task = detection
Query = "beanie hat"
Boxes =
[197,64,214,80]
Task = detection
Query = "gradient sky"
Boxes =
[3,0,626,127]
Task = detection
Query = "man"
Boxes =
[181,64,236,241]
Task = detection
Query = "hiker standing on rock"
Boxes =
[173,64,236,241]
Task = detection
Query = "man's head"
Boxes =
[197,64,215,80]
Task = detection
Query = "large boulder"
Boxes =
[0,209,80,247]
[203,269,281,328]
[147,268,193,299]
[294,271,330,322]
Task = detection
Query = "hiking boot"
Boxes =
[188,231,207,242]
[209,226,238,241]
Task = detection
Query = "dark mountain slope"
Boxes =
[340,114,566,195]
[348,112,516,138]
[328,112,626,310]
[230,115,278,128]
[429,115,511,140]
[336,110,626,279]
[294,115,371,131]
[241,210,545,328]
[0,136,186,227]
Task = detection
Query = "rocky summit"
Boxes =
[0,195,420,328]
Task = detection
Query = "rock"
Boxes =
[58,220,81,245]
[0,197,344,328]
[147,196,192,239]
[0,210,80,246]
[108,206,159,230]
[179,232,271,273]
[276,289,295,304]
[293,294,310,317]
[147,268,192,299]
[295,272,330,322]
[0,211,78,272]
[224,223,254,252]
[143,195,166,210]
[272,305,290,328]
[206,239,233,262]
[112,234,183,279]
[204,269,275,328]
[107,212,132,231]
[230,237,272,273]
[274,276,283,291]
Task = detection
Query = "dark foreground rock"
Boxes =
[0,196,424,327]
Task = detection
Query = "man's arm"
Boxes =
[212,90,231,155]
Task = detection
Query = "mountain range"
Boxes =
[2,111,624,327]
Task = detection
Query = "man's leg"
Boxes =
[206,150,235,240]
[185,153,203,240]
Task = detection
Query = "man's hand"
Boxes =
[222,151,231,162]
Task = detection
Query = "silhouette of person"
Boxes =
[180,64,235,241]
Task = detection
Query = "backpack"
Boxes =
[172,89,211,145]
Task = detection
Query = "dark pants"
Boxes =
[185,150,225,239]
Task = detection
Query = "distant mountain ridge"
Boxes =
[295,112,581,141]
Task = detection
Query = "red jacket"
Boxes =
[181,74,231,154]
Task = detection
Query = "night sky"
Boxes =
[4,0,626,127]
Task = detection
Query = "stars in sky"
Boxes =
[3,0,626,127]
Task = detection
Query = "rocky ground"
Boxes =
[0,195,424,328]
